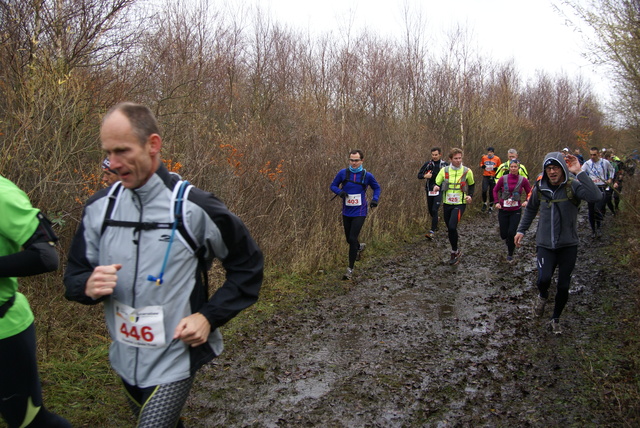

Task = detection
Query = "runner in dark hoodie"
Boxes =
[515,152,602,334]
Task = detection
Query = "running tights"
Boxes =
[536,245,578,319]
[123,376,194,428]
[342,215,366,268]
[0,323,71,428]
[498,209,521,256]
[442,204,466,252]
[425,190,442,232]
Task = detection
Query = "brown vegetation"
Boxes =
[0,0,638,425]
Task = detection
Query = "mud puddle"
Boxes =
[184,210,633,427]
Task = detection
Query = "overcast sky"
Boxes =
[259,0,611,100]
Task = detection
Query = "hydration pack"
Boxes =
[440,166,469,194]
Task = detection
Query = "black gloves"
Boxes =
[339,191,348,199]
[370,201,378,208]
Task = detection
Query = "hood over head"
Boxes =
[542,152,569,185]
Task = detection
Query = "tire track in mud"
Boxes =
[185,210,631,427]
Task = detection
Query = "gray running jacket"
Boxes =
[64,165,263,387]
[517,152,602,249]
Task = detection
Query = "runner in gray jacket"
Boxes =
[515,152,601,335]
[64,103,263,427]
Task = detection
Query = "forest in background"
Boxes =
[2,1,640,425]
[1,0,634,272]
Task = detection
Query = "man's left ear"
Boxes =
[148,134,162,156]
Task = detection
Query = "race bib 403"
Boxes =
[114,300,166,348]
[346,194,362,206]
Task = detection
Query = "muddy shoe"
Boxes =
[549,318,562,335]
[356,243,366,261]
[481,203,487,212]
[533,296,547,318]
[425,230,435,240]
[342,267,353,280]
[448,250,462,266]
[506,255,514,263]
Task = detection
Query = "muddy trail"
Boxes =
[184,210,635,427]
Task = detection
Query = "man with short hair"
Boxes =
[331,150,381,280]
[515,152,602,334]
[581,146,615,238]
[495,148,528,180]
[478,147,501,213]
[64,103,263,427]
[432,148,475,265]
[417,147,448,239]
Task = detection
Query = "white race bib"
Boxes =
[114,300,166,348]
[503,198,518,208]
[446,193,461,204]
[428,190,440,196]
[345,194,362,206]
[485,165,494,172]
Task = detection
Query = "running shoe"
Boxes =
[356,243,366,261]
[506,255,514,263]
[448,250,462,266]
[425,230,435,240]
[533,296,547,318]
[549,318,562,335]
[342,267,353,280]
[481,203,487,212]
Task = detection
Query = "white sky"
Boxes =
[259,0,612,100]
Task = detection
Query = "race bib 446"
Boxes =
[114,300,166,348]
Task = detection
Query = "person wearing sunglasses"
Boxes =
[330,149,381,280]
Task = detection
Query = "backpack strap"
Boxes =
[101,180,200,253]
[536,178,580,207]
[341,169,367,188]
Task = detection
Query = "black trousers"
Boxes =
[342,215,366,268]
[536,245,578,319]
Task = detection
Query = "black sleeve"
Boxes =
[417,162,431,179]
[191,192,264,330]
[0,216,59,277]
[467,183,475,198]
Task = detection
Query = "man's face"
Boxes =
[545,165,565,186]
[508,153,517,161]
[450,153,463,167]
[590,150,600,162]
[431,150,441,161]
[102,170,119,186]
[101,111,158,189]
[348,153,363,168]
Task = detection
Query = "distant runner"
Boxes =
[478,146,501,213]
[493,159,531,263]
[432,148,475,266]
[331,150,381,280]
[417,147,448,240]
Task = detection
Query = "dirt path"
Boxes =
[184,210,634,427]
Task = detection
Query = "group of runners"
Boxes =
[330,144,628,336]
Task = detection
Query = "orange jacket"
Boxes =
[479,155,501,177]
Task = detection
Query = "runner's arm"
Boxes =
[368,173,381,204]
[197,194,264,330]
[0,216,58,277]
[330,170,346,195]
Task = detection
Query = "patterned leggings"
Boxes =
[123,376,194,428]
